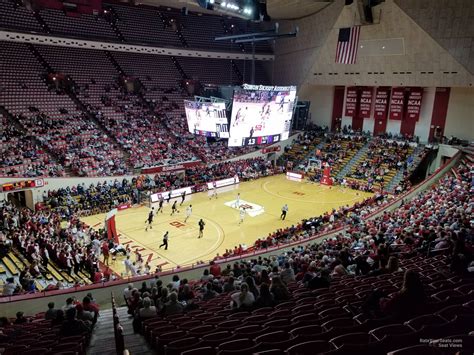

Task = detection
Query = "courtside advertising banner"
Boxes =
[150,186,193,203]
[344,87,358,117]
[359,87,373,118]
[206,176,240,189]
[406,87,423,121]
[374,87,390,120]
[389,87,405,120]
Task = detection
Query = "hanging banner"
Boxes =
[374,87,390,120]
[344,87,358,117]
[389,87,405,120]
[359,87,373,118]
[406,87,423,121]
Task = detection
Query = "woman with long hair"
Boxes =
[255,283,275,308]
[230,282,255,310]
[270,276,291,302]
[380,270,425,318]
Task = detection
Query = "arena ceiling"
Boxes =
[137,0,333,20]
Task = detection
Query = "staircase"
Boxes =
[32,11,51,33]
[88,306,154,355]
[230,60,244,84]
[336,140,371,179]
[386,145,425,192]
[104,6,126,42]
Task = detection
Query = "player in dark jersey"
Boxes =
[167,192,171,204]
[170,201,178,216]
[198,219,205,238]
[145,207,154,231]
[159,231,169,250]
[180,191,186,206]
[157,196,164,213]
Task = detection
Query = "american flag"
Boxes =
[335,26,361,64]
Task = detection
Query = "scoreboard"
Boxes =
[0,178,44,192]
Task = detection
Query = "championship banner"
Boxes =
[105,208,119,243]
[406,87,423,121]
[344,87,358,117]
[374,87,390,120]
[389,87,405,120]
[359,87,373,118]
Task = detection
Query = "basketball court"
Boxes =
[81,175,372,275]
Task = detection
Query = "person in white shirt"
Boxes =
[123,255,133,276]
[230,282,255,309]
[123,283,133,300]
[239,207,246,225]
[234,193,241,208]
[184,205,192,223]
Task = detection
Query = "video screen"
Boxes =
[184,101,229,138]
[228,84,297,147]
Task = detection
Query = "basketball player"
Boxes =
[180,191,186,206]
[145,207,155,231]
[209,182,217,200]
[167,192,171,204]
[159,231,169,250]
[239,207,246,225]
[157,196,164,213]
[184,205,192,223]
[234,193,241,208]
[170,200,178,216]
[198,218,205,238]
[280,204,288,220]
[278,95,285,112]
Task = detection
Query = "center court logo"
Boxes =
[224,200,265,217]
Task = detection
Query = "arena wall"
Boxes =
[444,87,474,141]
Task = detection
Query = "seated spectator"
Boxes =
[380,270,426,319]
[82,296,99,319]
[209,261,221,278]
[124,283,133,300]
[270,276,291,303]
[230,282,255,310]
[157,287,169,312]
[202,282,218,300]
[200,269,212,282]
[2,277,17,296]
[139,297,157,318]
[60,307,90,337]
[162,292,184,316]
[45,302,58,320]
[14,312,27,324]
[178,284,195,303]
[223,277,235,293]
[62,297,76,311]
[307,269,331,290]
[245,276,259,299]
[254,283,275,308]
[75,303,94,329]
[280,262,295,284]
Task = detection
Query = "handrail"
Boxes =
[0,149,461,304]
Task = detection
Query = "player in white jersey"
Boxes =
[239,207,246,225]
[184,205,192,223]
[209,182,218,200]
[233,193,241,208]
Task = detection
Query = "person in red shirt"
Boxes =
[209,261,221,278]
[101,241,109,266]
